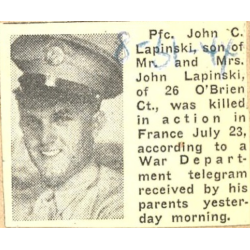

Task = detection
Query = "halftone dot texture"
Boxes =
[11,34,123,221]
[11,34,123,99]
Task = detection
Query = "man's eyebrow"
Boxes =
[20,113,41,123]
[53,108,72,116]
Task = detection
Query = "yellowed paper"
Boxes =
[0,21,249,227]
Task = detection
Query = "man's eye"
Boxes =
[53,114,73,123]
[21,116,40,129]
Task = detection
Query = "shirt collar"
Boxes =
[51,161,99,215]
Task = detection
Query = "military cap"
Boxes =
[11,35,123,101]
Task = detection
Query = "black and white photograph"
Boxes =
[10,34,124,221]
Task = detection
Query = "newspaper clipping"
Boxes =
[0,21,249,227]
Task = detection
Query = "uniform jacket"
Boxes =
[12,163,123,221]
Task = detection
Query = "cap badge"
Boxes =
[45,75,56,87]
[45,46,64,66]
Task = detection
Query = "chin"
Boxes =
[29,151,88,187]
[42,167,70,186]
[34,162,71,188]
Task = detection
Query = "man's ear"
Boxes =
[92,110,106,139]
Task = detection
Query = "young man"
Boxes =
[11,35,123,221]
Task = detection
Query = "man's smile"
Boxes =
[40,149,62,157]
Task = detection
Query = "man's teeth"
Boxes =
[41,150,61,156]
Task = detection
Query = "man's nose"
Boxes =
[40,121,57,145]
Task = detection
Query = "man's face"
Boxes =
[19,98,97,188]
